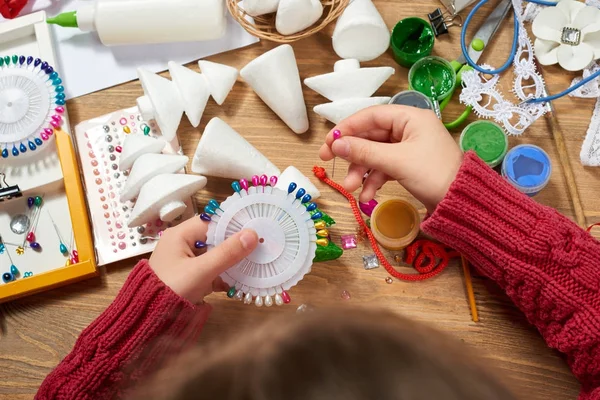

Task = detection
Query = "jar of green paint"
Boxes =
[390,18,435,68]
[460,121,508,168]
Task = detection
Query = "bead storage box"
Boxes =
[0,12,96,303]
[74,107,195,266]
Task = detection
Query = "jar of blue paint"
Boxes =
[501,144,552,196]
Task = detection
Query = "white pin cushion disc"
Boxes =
[0,57,65,161]
[207,185,317,298]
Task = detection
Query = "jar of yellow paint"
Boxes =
[370,199,420,251]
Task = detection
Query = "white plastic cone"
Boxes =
[332,0,390,62]
[168,62,210,128]
[136,68,185,141]
[192,117,281,180]
[275,166,321,199]
[119,135,166,171]
[313,97,391,124]
[128,174,207,227]
[304,63,394,101]
[239,0,280,16]
[276,0,323,35]
[121,154,189,202]
[240,45,309,134]
[198,60,239,106]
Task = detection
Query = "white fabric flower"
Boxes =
[533,0,600,71]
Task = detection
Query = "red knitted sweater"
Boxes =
[36,153,600,399]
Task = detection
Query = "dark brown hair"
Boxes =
[132,307,515,400]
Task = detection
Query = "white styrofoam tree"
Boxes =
[168,62,210,128]
[198,60,239,106]
[304,59,395,101]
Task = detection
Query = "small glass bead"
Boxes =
[385,277,393,284]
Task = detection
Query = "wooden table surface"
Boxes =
[1,1,599,398]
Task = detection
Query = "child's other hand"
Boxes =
[319,105,463,212]
[149,217,258,305]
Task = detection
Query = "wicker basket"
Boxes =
[227,0,349,43]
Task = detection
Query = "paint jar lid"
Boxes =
[390,18,435,68]
[460,121,508,168]
[408,56,456,101]
[371,199,420,251]
[389,90,434,111]
[501,144,552,196]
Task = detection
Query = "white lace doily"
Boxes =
[459,0,548,135]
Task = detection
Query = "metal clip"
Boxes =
[428,8,463,37]
[0,173,22,202]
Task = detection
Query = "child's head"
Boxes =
[132,307,515,400]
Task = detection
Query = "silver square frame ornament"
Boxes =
[561,27,581,46]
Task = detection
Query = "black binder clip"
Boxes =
[0,173,22,202]
[428,8,463,37]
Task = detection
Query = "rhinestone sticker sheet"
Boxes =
[74,107,195,266]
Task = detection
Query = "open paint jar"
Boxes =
[389,90,434,111]
[408,56,456,101]
[390,18,435,68]
[502,144,552,196]
[370,199,420,251]
[460,121,508,168]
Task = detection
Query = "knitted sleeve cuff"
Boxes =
[421,151,591,283]
[422,152,600,389]
[37,260,211,399]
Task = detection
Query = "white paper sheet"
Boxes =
[1,0,259,99]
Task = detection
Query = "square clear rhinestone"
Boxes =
[363,254,380,270]
[561,27,581,46]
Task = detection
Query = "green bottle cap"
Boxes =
[47,11,78,28]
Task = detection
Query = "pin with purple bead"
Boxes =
[332,129,342,178]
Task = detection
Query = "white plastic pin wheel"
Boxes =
[205,176,320,307]
[0,56,65,161]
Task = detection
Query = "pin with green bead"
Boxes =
[47,210,69,256]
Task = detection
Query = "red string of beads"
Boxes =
[313,166,459,281]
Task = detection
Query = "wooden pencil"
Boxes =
[534,59,586,228]
[461,255,479,323]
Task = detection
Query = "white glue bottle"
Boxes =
[47,0,227,46]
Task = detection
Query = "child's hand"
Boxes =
[149,217,258,305]
[319,105,463,212]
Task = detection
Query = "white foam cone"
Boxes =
[332,0,390,62]
[314,97,391,124]
[168,62,210,128]
[119,135,166,171]
[121,154,189,202]
[240,45,309,134]
[192,117,281,180]
[239,0,280,16]
[136,68,185,141]
[275,166,321,199]
[276,0,323,35]
[128,174,207,227]
[198,60,239,106]
[304,66,394,101]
